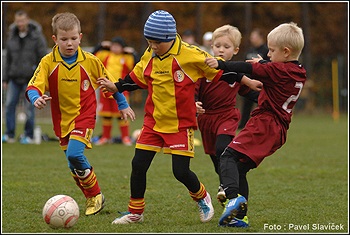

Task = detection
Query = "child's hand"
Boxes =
[196,101,205,115]
[97,77,118,93]
[241,76,263,92]
[246,54,263,64]
[34,94,52,110]
[205,57,219,68]
[119,106,136,122]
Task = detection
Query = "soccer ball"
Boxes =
[42,195,79,229]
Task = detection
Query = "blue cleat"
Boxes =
[218,195,247,226]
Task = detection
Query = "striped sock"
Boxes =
[189,182,207,201]
[128,197,145,215]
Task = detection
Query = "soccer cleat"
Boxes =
[2,134,15,143]
[197,192,214,222]
[85,193,105,216]
[111,211,144,224]
[95,137,110,146]
[225,216,249,227]
[19,136,34,144]
[217,185,226,207]
[218,195,247,226]
[122,136,132,146]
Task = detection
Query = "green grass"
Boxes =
[1,112,348,233]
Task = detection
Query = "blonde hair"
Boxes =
[212,24,242,48]
[51,12,81,35]
[267,22,304,58]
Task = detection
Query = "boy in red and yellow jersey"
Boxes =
[98,10,261,225]
[25,12,135,216]
[93,36,137,146]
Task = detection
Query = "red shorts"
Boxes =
[135,125,196,157]
[59,128,94,150]
[229,112,287,166]
[197,108,240,156]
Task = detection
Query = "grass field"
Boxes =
[1,111,348,233]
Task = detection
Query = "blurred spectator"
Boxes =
[238,28,269,129]
[200,31,213,55]
[181,29,200,46]
[92,36,138,146]
[2,10,47,144]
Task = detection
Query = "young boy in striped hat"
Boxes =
[98,10,261,224]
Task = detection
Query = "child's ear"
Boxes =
[51,35,57,44]
[284,47,291,57]
[233,47,240,55]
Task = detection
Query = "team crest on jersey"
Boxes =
[174,70,185,82]
[82,80,90,91]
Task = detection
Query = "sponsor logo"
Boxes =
[61,78,77,82]
[155,70,169,74]
[72,130,84,135]
[170,144,185,148]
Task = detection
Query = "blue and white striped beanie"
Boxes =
[144,10,177,42]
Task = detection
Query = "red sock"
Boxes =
[101,117,112,139]
[77,167,101,198]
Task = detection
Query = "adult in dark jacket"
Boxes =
[238,28,269,129]
[3,10,48,144]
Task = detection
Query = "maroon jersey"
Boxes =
[229,61,307,166]
[251,61,307,129]
[196,79,238,113]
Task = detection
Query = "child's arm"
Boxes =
[98,74,141,93]
[112,91,136,121]
[196,101,205,115]
[205,57,253,74]
[241,75,263,92]
[27,89,52,110]
[206,57,262,91]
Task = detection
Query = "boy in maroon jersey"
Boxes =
[205,22,307,227]
[195,24,259,206]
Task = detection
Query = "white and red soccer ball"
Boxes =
[42,194,79,229]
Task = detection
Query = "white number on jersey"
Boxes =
[282,82,303,113]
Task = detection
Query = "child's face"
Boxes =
[52,26,82,57]
[267,40,290,62]
[110,43,124,55]
[146,39,173,56]
[212,35,239,61]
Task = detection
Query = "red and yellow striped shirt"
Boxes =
[130,34,223,133]
[26,45,118,138]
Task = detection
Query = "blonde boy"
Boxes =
[195,25,259,221]
[25,12,135,216]
[205,22,307,227]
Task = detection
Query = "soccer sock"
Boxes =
[128,197,145,215]
[118,118,130,138]
[71,172,89,197]
[189,182,207,201]
[76,167,101,198]
[101,117,112,139]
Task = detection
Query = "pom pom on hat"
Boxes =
[144,10,177,42]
